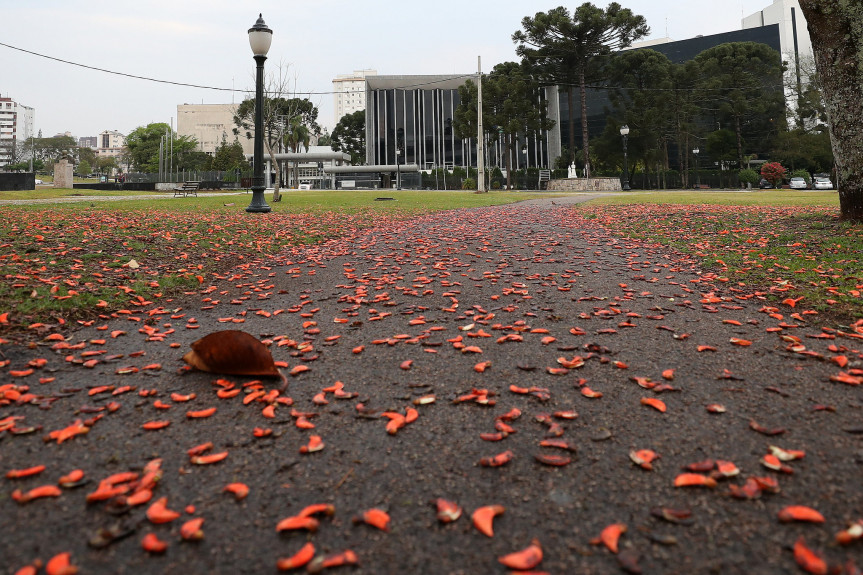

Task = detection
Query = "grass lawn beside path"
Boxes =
[0,189,859,335]
[0,191,552,331]
[578,191,861,325]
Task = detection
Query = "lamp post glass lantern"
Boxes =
[619,125,630,191]
[246,14,273,213]
[692,147,700,189]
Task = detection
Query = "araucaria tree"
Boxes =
[331,110,366,166]
[513,3,648,178]
[797,0,863,221]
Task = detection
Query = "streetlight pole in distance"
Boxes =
[476,56,486,193]
[395,148,401,190]
[619,125,631,191]
[246,14,273,213]
[693,147,700,189]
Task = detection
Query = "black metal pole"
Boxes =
[621,134,631,191]
[246,54,271,213]
[695,153,700,188]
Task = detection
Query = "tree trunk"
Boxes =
[798,0,863,221]
[265,139,282,202]
[734,115,744,168]
[579,68,591,178]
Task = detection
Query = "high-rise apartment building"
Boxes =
[0,95,34,166]
[96,130,126,161]
[333,70,376,125]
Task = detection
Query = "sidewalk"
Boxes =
[1,199,860,573]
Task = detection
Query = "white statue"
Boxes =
[568,163,578,179]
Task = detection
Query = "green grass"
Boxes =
[0,190,556,331]
[577,193,861,325]
[590,190,840,207]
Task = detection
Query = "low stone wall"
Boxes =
[547,177,621,192]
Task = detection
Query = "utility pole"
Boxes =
[477,56,486,193]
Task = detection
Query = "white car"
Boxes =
[34,179,44,185]
[813,177,833,190]
[788,177,808,190]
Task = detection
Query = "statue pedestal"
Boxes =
[54,159,74,189]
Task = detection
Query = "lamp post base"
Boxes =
[245,186,271,213]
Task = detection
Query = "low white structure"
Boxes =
[246,146,351,189]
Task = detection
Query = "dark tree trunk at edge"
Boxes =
[798,0,863,221]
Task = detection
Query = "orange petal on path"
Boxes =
[472,505,505,537]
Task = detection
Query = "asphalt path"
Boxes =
[2,198,862,574]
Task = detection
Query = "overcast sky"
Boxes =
[3,0,777,140]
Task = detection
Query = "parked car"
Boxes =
[758,179,773,189]
[789,177,808,190]
[813,177,833,190]
[34,178,44,185]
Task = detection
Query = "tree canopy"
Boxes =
[513,2,649,177]
[331,110,366,166]
[124,123,199,173]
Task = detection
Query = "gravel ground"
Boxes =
[1,198,861,574]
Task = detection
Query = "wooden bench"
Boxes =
[174,181,200,197]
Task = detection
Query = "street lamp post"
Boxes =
[395,148,401,190]
[693,147,700,189]
[246,14,273,213]
[620,125,631,191]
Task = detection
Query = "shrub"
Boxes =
[791,169,811,185]
[760,162,787,188]
[461,177,476,190]
[738,168,759,187]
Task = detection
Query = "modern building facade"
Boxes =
[364,75,552,172]
[0,95,34,166]
[333,70,376,125]
[177,104,252,157]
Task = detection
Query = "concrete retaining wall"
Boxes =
[547,177,621,192]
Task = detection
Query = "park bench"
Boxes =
[174,181,200,197]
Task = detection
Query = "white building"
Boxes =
[96,130,126,161]
[177,103,251,156]
[743,0,812,60]
[0,95,34,166]
[333,70,376,125]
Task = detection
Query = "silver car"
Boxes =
[813,177,833,190]
[789,177,808,190]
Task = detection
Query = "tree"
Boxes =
[513,3,649,177]
[233,63,321,201]
[695,42,786,166]
[797,0,863,221]
[125,123,199,174]
[331,110,366,165]
[454,62,554,189]
[32,135,77,163]
[77,146,97,167]
[212,137,249,174]
[602,48,676,186]
[77,159,92,177]
[96,157,118,175]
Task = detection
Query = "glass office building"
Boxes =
[365,75,553,171]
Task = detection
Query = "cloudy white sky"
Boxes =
[3,0,778,140]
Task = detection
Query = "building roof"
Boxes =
[365,75,472,91]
